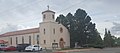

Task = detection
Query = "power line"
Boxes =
[0,0,45,15]
[1,0,88,25]
[0,0,45,24]
[14,0,88,25]
[57,0,87,13]
[57,0,90,32]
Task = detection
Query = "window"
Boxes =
[1,44,7,47]
[54,40,56,42]
[37,35,39,44]
[52,15,54,19]
[53,28,55,34]
[37,35,39,39]
[43,15,46,19]
[22,36,24,44]
[60,38,63,41]
[29,36,31,44]
[10,37,12,45]
[16,37,18,44]
[34,45,39,47]
[44,40,46,44]
[60,27,63,33]
[44,29,45,34]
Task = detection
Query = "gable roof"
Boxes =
[0,28,39,37]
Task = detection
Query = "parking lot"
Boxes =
[0,51,50,53]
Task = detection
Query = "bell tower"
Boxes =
[42,6,55,22]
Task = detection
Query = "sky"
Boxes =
[0,0,120,38]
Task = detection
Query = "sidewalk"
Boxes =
[53,48,99,53]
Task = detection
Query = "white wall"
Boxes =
[39,22,70,49]
[0,33,40,46]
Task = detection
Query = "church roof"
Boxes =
[0,28,39,37]
[42,10,55,14]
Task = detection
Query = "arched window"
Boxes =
[10,37,12,45]
[53,28,55,34]
[43,15,46,19]
[60,38,63,41]
[60,27,63,33]
[37,35,39,39]
[29,36,31,44]
[52,15,54,19]
[16,37,18,44]
[44,40,46,44]
[22,36,24,44]
[54,40,56,42]
[37,35,39,44]
[44,29,45,34]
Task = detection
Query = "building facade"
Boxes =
[0,9,70,49]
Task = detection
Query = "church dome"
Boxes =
[42,10,55,14]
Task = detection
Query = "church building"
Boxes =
[0,7,70,49]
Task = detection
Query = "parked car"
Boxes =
[0,44,7,51]
[25,45,42,52]
[2,46,16,51]
[16,44,31,52]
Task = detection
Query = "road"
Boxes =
[69,48,120,53]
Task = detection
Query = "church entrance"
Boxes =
[59,38,65,48]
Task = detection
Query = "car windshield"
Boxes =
[27,45,32,47]
[34,45,39,47]
[8,46,15,48]
[1,44,7,47]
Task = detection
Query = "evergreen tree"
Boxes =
[115,37,120,46]
[56,9,102,48]
[104,29,114,47]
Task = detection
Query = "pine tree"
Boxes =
[104,29,115,47]
[56,9,102,48]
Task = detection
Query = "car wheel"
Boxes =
[3,50,6,52]
[32,49,35,52]
[40,48,42,51]
[18,50,20,52]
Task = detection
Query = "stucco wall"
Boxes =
[0,33,40,46]
[39,22,70,49]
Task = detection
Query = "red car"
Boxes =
[2,46,16,51]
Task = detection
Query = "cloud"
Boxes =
[17,24,38,30]
[111,22,120,36]
[0,0,120,37]
[0,24,18,34]
[0,23,38,34]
